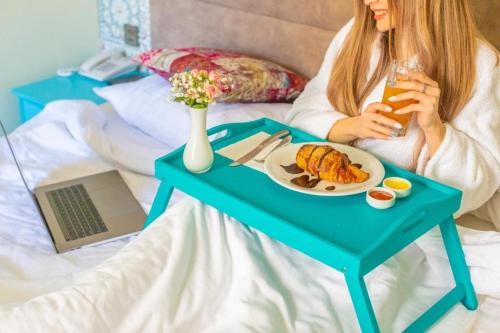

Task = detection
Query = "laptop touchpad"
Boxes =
[91,185,141,218]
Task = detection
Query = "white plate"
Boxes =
[264,142,385,196]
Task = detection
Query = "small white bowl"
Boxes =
[383,177,412,198]
[366,187,396,209]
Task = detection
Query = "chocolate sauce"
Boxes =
[291,175,310,187]
[306,178,321,188]
[325,185,336,191]
[315,147,333,175]
[280,163,304,174]
[352,163,362,169]
[305,146,321,173]
[340,154,350,172]
[291,175,321,189]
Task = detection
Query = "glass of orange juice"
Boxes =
[380,59,423,137]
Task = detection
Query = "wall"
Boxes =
[0,0,101,133]
[98,0,151,55]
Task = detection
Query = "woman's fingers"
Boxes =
[389,90,435,104]
[360,102,401,140]
[367,121,394,137]
[365,102,393,113]
[394,80,441,97]
[368,112,401,128]
[394,103,434,115]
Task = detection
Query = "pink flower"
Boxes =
[206,85,218,99]
[209,71,220,82]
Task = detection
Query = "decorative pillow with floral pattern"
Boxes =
[134,47,308,103]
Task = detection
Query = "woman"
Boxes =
[287,0,499,226]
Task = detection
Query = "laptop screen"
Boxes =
[1,119,35,195]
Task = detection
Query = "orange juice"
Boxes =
[380,85,415,130]
[378,59,422,137]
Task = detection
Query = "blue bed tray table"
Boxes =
[145,118,477,333]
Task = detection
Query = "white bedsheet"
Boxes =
[0,101,499,332]
[0,101,166,304]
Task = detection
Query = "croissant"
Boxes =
[296,144,369,184]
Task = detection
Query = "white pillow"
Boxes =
[94,75,292,148]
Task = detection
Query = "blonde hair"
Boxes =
[327,0,498,169]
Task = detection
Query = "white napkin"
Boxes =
[216,132,282,173]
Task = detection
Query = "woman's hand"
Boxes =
[389,71,446,155]
[354,102,403,139]
[328,103,401,142]
[390,71,442,131]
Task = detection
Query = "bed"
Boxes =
[0,0,499,332]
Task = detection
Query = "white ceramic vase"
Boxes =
[183,107,214,173]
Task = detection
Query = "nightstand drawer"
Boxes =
[19,99,44,123]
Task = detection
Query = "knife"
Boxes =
[229,130,290,167]
[254,135,293,163]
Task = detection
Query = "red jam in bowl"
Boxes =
[369,190,394,201]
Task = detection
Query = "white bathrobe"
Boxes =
[286,19,500,227]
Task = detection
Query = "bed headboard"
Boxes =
[150,0,499,79]
[149,0,352,78]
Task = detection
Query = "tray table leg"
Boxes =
[439,216,478,310]
[345,270,380,333]
[144,180,173,228]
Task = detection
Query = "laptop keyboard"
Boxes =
[45,184,108,241]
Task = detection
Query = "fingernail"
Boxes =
[385,106,392,112]
[400,68,408,74]
[389,96,397,102]
[386,136,393,140]
[395,111,402,114]
[394,122,402,129]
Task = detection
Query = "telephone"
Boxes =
[79,51,138,82]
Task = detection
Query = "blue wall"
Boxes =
[0,0,101,133]
[1,0,153,133]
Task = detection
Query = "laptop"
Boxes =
[1,120,146,253]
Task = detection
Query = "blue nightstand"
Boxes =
[11,71,146,124]
[11,74,107,123]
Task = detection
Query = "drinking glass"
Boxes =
[379,59,423,137]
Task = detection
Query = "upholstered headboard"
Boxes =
[150,0,351,78]
[150,0,499,79]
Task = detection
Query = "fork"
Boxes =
[254,135,292,163]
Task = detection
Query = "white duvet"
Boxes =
[0,101,499,332]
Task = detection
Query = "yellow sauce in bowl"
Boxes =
[384,179,410,190]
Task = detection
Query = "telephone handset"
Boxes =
[79,50,138,82]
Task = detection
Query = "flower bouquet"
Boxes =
[170,69,231,109]
[170,70,232,173]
